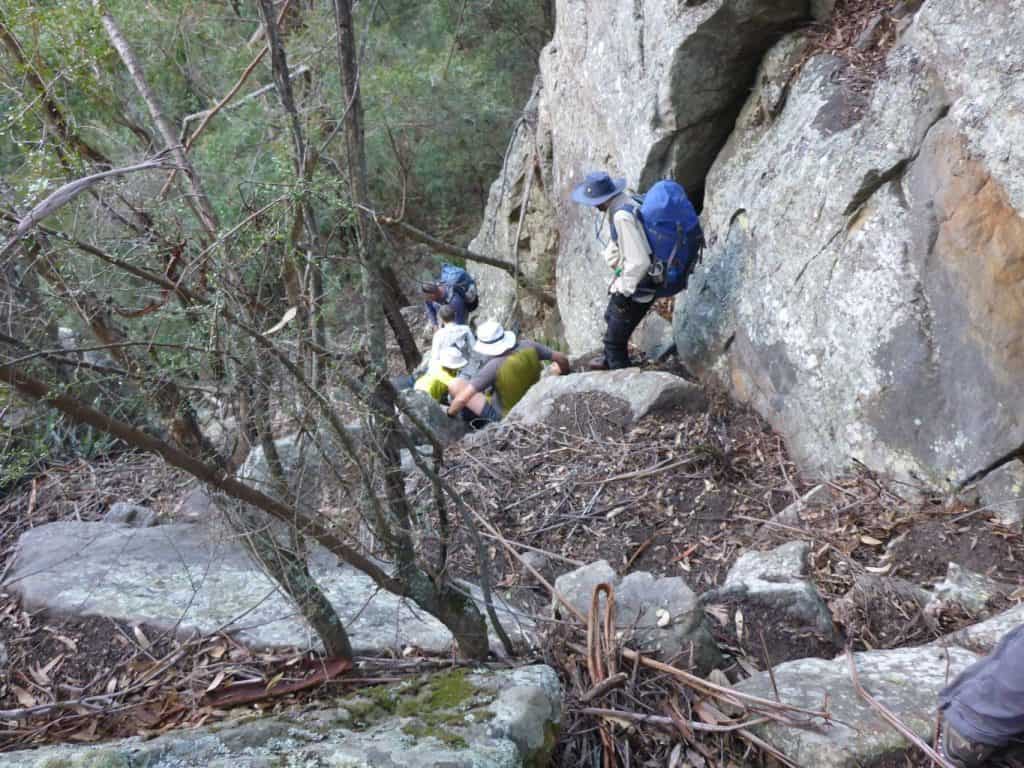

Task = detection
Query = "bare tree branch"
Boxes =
[0,159,172,258]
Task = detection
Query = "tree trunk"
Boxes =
[380,264,422,370]
[332,0,490,658]
[332,0,385,365]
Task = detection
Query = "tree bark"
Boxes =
[332,0,386,365]
[330,0,491,658]
[229,365,352,660]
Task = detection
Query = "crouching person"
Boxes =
[446,320,569,426]
[414,346,469,404]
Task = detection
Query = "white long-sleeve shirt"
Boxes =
[602,193,655,303]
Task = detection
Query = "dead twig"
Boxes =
[846,646,958,768]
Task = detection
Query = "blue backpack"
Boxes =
[439,263,479,311]
[609,180,704,298]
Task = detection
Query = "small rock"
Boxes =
[932,562,1009,615]
[759,484,834,538]
[554,560,721,673]
[975,460,1024,527]
[171,486,216,523]
[518,550,554,584]
[716,541,836,641]
[103,502,159,527]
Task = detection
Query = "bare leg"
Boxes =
[447,378,488,416]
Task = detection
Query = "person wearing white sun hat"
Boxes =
[446,319,570,425]
[414,345,468,404]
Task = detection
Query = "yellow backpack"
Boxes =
[494,346,542,412]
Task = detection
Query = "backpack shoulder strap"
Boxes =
[607,195,641,243]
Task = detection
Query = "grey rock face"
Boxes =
[1,665,563,768]
[554,560,721,673]
[3,521,454,655]
[675,1,1024,489]
[399,389,469,446]
[716,541,836,640]
[632,313,677,362]
[239,434,322,516]
[975,460,1024,527]
[505,370,706,426]
[736,645,980,767]
[103,502,159,527]
[469,0,812,354]
[932,562,1010,615]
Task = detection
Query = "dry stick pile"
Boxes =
[433,402,840,765]
[437,395,794,590]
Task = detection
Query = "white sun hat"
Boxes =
[473,319,517,356]
[438,345,468,370]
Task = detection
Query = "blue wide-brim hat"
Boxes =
[571,170,626,206]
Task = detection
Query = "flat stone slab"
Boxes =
[506,370,706,426]
[736,645,980,767]
[1,664,562,768]
[4,521,470,655]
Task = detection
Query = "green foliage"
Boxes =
[362,0,551,235]
[0,0,550,474]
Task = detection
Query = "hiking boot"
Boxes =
[588,357,609,371]
[941,721,997,768]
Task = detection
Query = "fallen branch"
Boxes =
[568,642,831,721]
[580,672,628,703]
[582,707,771,733]
[203,656,351,707]
[575,455,699,485]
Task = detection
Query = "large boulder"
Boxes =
[2,521,525,656]
[735,645,980,767]
[943,602,1024,655]
[469,0,813,354]
[675,1,1024,489]
[505,369,706,426]
[238,433,323,515]
[553,560,721,673]
[1,665,562,768]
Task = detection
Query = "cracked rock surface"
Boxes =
[675,0,1024,491]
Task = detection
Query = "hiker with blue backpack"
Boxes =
[571,171,703,370]
[422,263,479,328]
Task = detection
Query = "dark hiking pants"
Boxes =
[603,294,653,369]
[940,624,1024,747]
